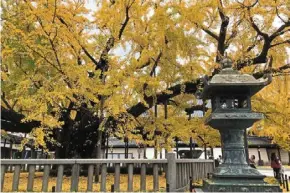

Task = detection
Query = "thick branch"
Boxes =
[225,19,242,47]
[1,107,41,133]
[237,8,273,69]
[137,59,151,69]
[185,105,208,115]
[97,37,115,72]
[270,22,290,40]
[253,63,290,79]
[128,81,198,117]
[118,5,130,39]
[216,5,229,62]
[236,3,289,69]
[247,9,268,39]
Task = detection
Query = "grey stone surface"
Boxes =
[114,163,121,192]
[42,165,50,192]
[201,61,271,99]
[140,163,146,192]
[200,58,280,192]
[56,164,64,192]
[167,153,177,192]
[12,165,21,191]
[27,165,36,191]
[87,164,94,192]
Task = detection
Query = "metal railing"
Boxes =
[0,153,214,192]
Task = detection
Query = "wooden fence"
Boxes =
[0,153,214,192]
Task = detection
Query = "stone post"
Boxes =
[167,152,176,192]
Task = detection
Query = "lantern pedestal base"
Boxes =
[202,176,281,192]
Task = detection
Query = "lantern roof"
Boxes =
[201,58,272,99]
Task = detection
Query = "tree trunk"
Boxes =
[190,137,193,158]
[55,129,62,159]
[204,144,207,159]
[95,93,105,183]
[105,134,109,159]
[154,104,158,159]
[143,144,147,159]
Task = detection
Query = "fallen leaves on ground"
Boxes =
[3,172,167,192]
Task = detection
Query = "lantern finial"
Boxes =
[220,56,233,69]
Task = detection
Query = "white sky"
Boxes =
[85,0,97,10]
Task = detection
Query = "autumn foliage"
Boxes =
[1,0,289,156]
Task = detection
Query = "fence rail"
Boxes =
[0,153,214,192]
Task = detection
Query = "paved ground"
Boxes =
[258,168,290,177]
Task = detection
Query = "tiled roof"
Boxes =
[247,136,276,148]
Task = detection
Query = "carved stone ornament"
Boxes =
[220,57,233,69]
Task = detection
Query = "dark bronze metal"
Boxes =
[200,57,281,192]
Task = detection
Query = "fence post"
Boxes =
[114,163,120,192]
[27,164,36,192]
[101,163,107,192]
[87,164,94,192]
[285,174,289,192]
[42,164,50,192]
[12,165,21,192]
[71,163,80,192]
[167,152,176,192]
[153,163,159,191]
[1,165,6,192]
[56,165,64,192]
[127,163,134,192]
[140,163,146,192]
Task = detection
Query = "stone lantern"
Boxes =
[200,58,281,192]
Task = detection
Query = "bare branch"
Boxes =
[274,0,287,23]
[81,45,99,65]
[236,0,259,9]
[270,27,290,40]
[149,52,162,77]
[142,51,163,94]
[118,0,135,40]
[246,34,260,52]
[195,23,219,40]
[253,63,290,79]
[248,12,268,38]
[270,39,290,47]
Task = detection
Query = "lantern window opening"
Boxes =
[217,95,250,110]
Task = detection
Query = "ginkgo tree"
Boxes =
[1,0,290,161]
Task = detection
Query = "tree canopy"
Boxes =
[1,0,289,156]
